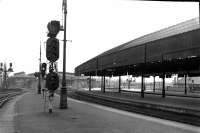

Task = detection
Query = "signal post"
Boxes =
[45,20,61,113]
[45,0,68,109]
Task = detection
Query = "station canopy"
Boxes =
[75,18,200,77]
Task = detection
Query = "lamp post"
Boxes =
[0,62,13,89]
[60,0,68,109]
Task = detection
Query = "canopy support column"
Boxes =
[101,76,103,92]
[119,76,121,93]
[103,76,105,93]
[153,76,156,92]
[185,74,187,95]
[89,75,91,91]
[162,73,165,98]
[141,73,144,98]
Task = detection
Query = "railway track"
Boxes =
[69,91,200,126]
[0,91,24,108]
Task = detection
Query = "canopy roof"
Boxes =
[102,18,199,56]
[75,18,200,76]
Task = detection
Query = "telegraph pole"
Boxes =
[60,0,68,109]
[38,42,41,94]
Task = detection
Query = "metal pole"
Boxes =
[141,44,147,97]
[161,53,165,98]
[153,76,155,92]
[60,0,68,109]
[103,76,105,93]
[38,44,41,94]
[141,74,144,98]
[162,73,165,98]
[89,75,91,91]
[184,74,187,95]
[91,76,93,90]
[101,76,103,92]
[119,76,121,93]
[128,76,130,89]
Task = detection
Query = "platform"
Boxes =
[0,90,199,133]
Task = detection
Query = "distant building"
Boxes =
[177,77,200,84]
[9,72,36,89]
[14,71,26,77]
[57,72,74,79]
[27,73,35,77]
[56,72,88,90]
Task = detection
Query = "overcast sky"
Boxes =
[0,0,198,74]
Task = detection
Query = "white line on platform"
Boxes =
[65,96,200,133]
